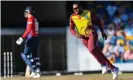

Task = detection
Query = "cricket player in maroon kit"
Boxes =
[69,2,119,79]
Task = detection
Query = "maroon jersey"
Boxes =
[69,10,104,36]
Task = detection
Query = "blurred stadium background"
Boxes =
[1,1,133,79]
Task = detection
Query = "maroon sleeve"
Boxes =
[69,15,77,35]
[22,18,33,38]
[91,11,104,33]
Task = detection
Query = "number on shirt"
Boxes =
[35,19,39,34]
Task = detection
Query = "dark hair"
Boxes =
[73,2,81,7]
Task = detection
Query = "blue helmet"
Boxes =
[25,6,34,14]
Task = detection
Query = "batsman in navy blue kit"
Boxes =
[16,6,41,78]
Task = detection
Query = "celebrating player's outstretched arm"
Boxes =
[91,11,107,40]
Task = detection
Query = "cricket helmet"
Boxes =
[25,6,34,14]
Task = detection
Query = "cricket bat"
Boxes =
[25,65,31,78]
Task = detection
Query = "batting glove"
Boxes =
[16,37,24,45]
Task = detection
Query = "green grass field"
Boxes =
[1,73,133,80]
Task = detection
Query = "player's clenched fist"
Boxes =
[16,37,24,45]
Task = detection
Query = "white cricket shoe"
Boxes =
[32,73,41,78]
[111,67,119,79]
[101,65,108,74]
[30,72,36,77]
